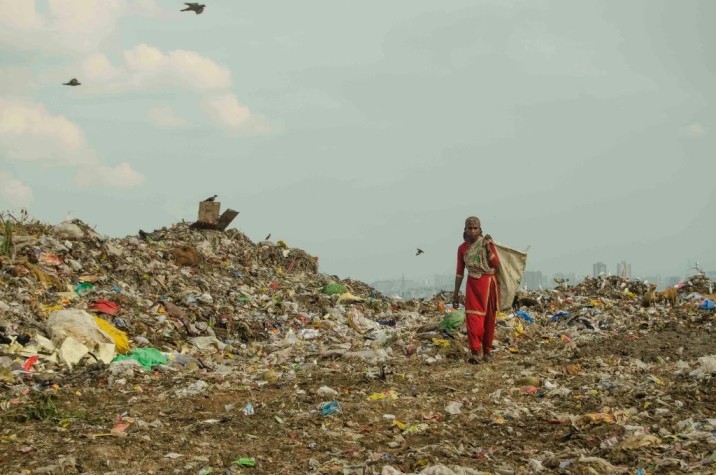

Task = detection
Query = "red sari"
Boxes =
[456,239,500,354]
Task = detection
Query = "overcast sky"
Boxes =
[0,0,713,284]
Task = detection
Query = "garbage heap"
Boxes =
[0,217,715,475]
[0,218,417,363]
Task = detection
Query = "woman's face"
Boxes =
[464,223,481,242]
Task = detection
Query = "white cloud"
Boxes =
[202,94,271,135]
[0,0,161,53]
[202,94,250,128]
[0,0,43,30]
[82,53,120,81]
[681,122,706,138]
[0,171,33,208]
[81,46,232,93]
[0,96,145,188]
[0,96,96,166]
[75,162,145,188]
[147,106,189,128]
[79,48,270,133]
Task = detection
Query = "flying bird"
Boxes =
[264,234,271,241]
[203,194,218,202]
[63,78,81,86]
[416,248,424,256]
[181,2,205,14]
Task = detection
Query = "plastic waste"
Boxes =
[175,380,209,398]
[112,347,168,370]
[515,310,534,323]
[321,282,346,295]
[346,308,379,334]
[232,457,256,467]
[320,401,342,416]
[444,401,463,415]
[89,300,120,316]
[47,309,116,366]
[699,298,715,311]
[337,292,364,304]
[437,310,465,330]
[73,282,94,297]
[551,311,570,322]
[93,317,130,354]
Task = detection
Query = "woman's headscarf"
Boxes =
[465,216,480,227]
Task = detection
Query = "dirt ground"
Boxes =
[2,310,714,475]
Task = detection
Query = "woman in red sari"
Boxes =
[452,216,500,364]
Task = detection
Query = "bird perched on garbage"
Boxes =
[63,78,81,86]
[553,277,568,289]
[202,194,217,202]
[264,234,271,240]
[138,229,155,242]
[416,248,424,256]
[181,2,205,14]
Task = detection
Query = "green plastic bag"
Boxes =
[232,457,256,467]
[321,282,346,295]
[112,348,168,370]
[73,282,94,297]
[437,310,465,330]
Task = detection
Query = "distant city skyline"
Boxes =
[370,259,713,297]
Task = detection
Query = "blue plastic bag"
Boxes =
[699,298,715,311]
[320,401,342,416]
[551,311,570,322]
[515,310,534,323]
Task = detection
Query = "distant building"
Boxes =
[522,271,543,290]
[371,273,452,300]
[432,273,454,291]
[616,261,631,279]
[593,262,607,277]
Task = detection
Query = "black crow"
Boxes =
[181,3,205,14]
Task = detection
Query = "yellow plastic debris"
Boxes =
[431,338,451,349]
[337,292,364,304]
[41,304,64,316]
[93,317,130,354]
[368,389,398,401]
[402,423,429,435]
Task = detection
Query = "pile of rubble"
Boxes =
[1,216,714,474]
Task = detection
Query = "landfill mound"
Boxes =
[1,216,715,474]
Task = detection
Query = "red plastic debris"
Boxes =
[89,300,120,316]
